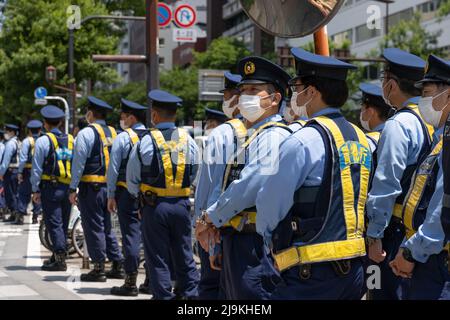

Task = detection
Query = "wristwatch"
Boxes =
[69,188,77,194]
[402,247,416,263]
[196,210,212,227]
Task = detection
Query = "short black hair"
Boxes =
[387,71,422,97]
[153,105,177,118]
[301,76,349,107]
[88,106,107,120]
[77,118,88,130]
[45,118,62,127]
[124,110,147,124]
[364,103,391,122]
[30,128,41,135]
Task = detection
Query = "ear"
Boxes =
[272,92,282,107]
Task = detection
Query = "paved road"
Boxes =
[0,215,150,300]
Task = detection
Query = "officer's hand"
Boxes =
[107,198,117,214]
[32,193,41,205]
[209,253,222,271]
[389,249,414,278]
[0,175,3,181]
[197,227,217,252]
[17,174,23,184]
[69,192,78,206]
[368,238,386,263]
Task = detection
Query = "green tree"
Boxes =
[0,0,120,128]
[439,0,450,17]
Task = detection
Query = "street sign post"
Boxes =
[34,98,47,106]
[34,87,48,99]
[158,2,172,28]
[173,28,197,43]
[198,69,227,102]
[174,4,197,28]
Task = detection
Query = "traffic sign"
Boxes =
[158,2,172,28]
[34,87,47,99]
[173,28,197,43]
[34,98,47,106]
[174,4,197,28]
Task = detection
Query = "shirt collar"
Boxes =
[132,122,146,130]
[402,96,420,107]
[373,123,385,132]
[155,122,176,130]
[50,128,62,135]
[311,107,341,118]
[251,114,282,130]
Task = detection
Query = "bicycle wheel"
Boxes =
[39,220,52,251]
[71,217,84,258]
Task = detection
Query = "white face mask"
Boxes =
[381,80,393,107]
[418,90,449,128]
[3,133,11,141]
[120,120,129,130]
[359,108,372,131]
[283,106,295,123]
[291,88,311,119]
[222,95,238,119]
[238,94,273,123]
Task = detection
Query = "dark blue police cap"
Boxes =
[148,89,182,110]
[40,105,65,120]
[5,124,19,131]
[359,83,391,110]
[205,108,228,123]
[87,96,113,111]
[120,98,147,112]
[27,120,43,129]
[237,56,291,95]
[415,54,450,88]
[382,48,425,81]
[290,48,357,82]
[219,72,242,93]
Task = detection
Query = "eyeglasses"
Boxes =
[289,84,307,93]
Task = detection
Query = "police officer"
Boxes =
[195,56,292,300]
[17,120,43,225]
[127,89,199,300]
[0,124,20,222]
[30,106,73,271]
[107,99,148,296]
[366,48,433,300]
[389,54,450,299]
[0,129,6,219]
[69,96,124,282]
[194,72,244,300]
[358,83,393,155]
[253,48,367,300]
[284,90,307,132]
[204,108,228,136]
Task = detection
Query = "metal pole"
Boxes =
[314,26,330,56]
[45,96,70,134]
[385,3,390,36]
[146,0,159,125]
[68,28,75,132]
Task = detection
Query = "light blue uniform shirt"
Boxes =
[30,128,63,193]
[70,120,107,190]
[366,99,427,239]
[401,126,446,263]
[18,136,35,174]
[205,114,292,228]
[255,108,339,245]
[194,121,237,221]
[0,142,5,163]
[126,122,199,198]
[367,123,385,154]
[0,136,19,176]
[106,122,146,198]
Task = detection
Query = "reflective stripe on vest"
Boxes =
[116,128,141,188]
[81,124,117,183]
[294,119,306,127]
[24,137,35,169]
[366,131,380,144]
[402,137,443,239]
[41,133,74,185]
[222,121,292,230]
[273,115,371,271]
[140,128,190,197]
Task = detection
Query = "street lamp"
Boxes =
[45,65,57,83]
[375,0,395,37]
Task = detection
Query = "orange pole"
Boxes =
[314,27,330,56]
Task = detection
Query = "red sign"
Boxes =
[158,3,172,28]
[174,4,197,28]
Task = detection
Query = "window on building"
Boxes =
[355,23,381,43]
[331,29,353,47]
[386,7,414,28]
[159,57,165,65]
[417,0,443,21]
[159,38,165,48]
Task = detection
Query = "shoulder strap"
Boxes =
[29,136,36,156]
[399,105,434,144]
[243,121,292,149]
[125,128,140,146]
[226,119,248,140]
[294,119,306,127]
[90,123,113,170]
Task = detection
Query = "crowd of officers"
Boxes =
[0,46,449,300]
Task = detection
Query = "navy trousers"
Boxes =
[0,179,5,209]
[369,221,409,300]
[221,231,279,300]
[4,169,18,212]
[78,183,123,263]
[18,169,41,216]
[115,187,141,274]
[41,182,71,253]
[141,197,199,300]
[405,250,450,300]
[198,244,222,300]
[271,258,364,300]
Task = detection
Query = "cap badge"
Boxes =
[244,61,256,75]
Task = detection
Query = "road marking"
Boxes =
[26,223,42,267]
[0,285,39,298]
